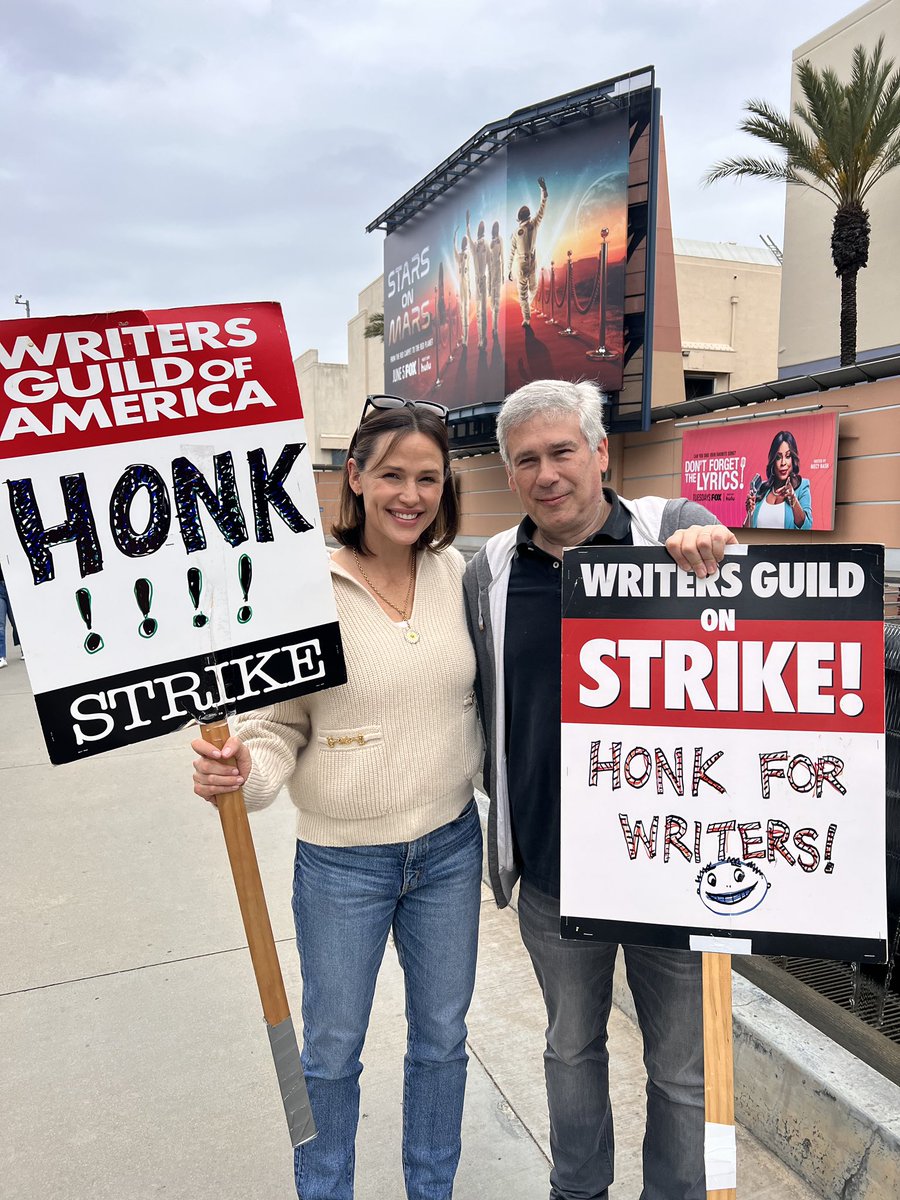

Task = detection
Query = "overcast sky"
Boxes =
[4,0,860,362]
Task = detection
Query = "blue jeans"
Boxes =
[292,799,483,1200]
[517,880,705,1200]
[0,582,17,658]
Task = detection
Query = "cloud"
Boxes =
[2,0,858,360]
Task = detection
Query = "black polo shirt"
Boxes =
[504,489,633,898]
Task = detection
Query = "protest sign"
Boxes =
[0,302,346,764]
[560,544,887,963]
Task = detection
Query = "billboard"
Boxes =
[560,543,887,963]
[0,303,346,763]
[383,109,629,409]
[681,411,839,531]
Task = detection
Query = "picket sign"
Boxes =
[0,302,348,1144]
[558,542,889,1197]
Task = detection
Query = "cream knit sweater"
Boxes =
[235,546,482,846]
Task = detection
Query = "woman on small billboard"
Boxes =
[744,430,812,530]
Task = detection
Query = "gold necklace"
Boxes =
[351,548,420,644]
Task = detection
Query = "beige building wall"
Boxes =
[348,275,386,411]
[294,349,350,468]
[675,241,781,394]
[295,276,385,467]
[779,0,900,375]
[616,375,900,563]
[441,372,900,568]
[645,122,686,414]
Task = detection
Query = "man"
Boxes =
[508,176,548,326]
[463,379,736,1200]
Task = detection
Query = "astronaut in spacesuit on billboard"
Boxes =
[466,210,490,350]
[508,176,548,327]
[488,220,504,340]
[453,228,471,348]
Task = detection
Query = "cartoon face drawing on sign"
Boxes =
[696,858,770,916]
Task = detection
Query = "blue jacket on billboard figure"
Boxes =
[744,429,813,530]
[508,176,548,326]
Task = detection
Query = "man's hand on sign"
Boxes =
[191,734,252,806]
[665,523,737,579]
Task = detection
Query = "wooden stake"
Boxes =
[202,718,290,1025]
[703,951,737,1199]
[200,719,314,1146]
[201,720,314,1145]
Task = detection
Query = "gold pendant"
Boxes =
[405,627,420,644]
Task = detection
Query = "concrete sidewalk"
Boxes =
[1,654,817,1199]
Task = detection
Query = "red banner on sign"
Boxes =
[562,618,884,734]
[0,302,301,456]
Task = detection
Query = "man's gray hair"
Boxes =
[496,379,608,466]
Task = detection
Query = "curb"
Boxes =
[613,961,900,1200]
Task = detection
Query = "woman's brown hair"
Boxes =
[332,405,459,554]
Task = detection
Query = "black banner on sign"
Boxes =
[562,544,884,622]
[560,917,886,963]
[35,621,346,764]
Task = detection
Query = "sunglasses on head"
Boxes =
[357,394,450,427]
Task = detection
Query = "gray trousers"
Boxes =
[517,879,705,1200]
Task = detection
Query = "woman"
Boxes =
[744,430,812,530]
[191,396,483,1200]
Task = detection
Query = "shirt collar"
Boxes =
[515,488,631,556]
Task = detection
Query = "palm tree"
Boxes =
[364,312,384,341]
[706,36,900,365]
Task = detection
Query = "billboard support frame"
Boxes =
[366,73,648,235]
[370,69,661,447]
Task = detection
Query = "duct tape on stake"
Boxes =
[690,935,752,956]
[701,951,736,1198]
[268,1016,317,1147]
[705,1122,737,1192]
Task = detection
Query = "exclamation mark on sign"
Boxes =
[75,589,104,654]
[237,554,253,623]
[824,824,837,874]
[187,567,208,628]
[839,644,863,716]
[135,578,158,638]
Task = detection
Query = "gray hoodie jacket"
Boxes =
[462,494,718,907]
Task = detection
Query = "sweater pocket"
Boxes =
[313,725,391,820]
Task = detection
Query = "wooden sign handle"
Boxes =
[202,718,290,1027]
[703,951,737,1199]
